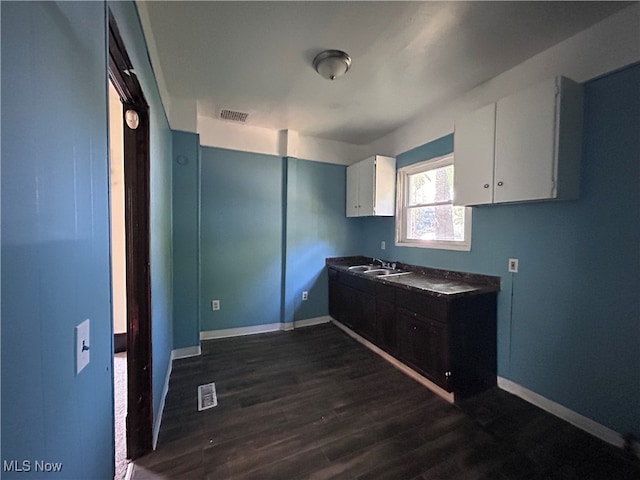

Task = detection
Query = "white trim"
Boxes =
[152,358,173,450]
[200,317,333,340]
[497,376,628,451]
[395,155,472,251]
[123,462,134,480]
[294,315,332,329]
[331,319,455,404]
[171,345,201,360]
[281,321,295,332]
[200,323,283,340]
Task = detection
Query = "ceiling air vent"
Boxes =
[220,109,249,123]
[197,382,218,411]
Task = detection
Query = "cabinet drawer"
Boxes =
[396,289,448,322]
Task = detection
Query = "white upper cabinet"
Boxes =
[346,155,396,217]
[453,103,496,206]
[454,76,584,206]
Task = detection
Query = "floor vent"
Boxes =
[197,382,218,411]
[220,109,249,123]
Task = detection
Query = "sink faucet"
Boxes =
[374,258,395,269]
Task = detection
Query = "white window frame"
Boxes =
[395,154,472,251]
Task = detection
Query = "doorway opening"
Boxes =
[109,79,129,479]
[108,8,153,473]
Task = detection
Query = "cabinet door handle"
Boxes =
[483,184,490,188]
[497,181,504,187]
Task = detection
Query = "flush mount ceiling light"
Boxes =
[313,50,352,81]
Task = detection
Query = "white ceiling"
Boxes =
[140,1,630,145]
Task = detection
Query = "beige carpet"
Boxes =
[114,352,128,480]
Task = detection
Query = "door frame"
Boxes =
[108,10,153,460]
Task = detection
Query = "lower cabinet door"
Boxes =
[397,308,450,390]
[376,298,396,354]
[358,291,377,342]
[328,277,340,321]
[329,277,350,325]
[341,284,359,330]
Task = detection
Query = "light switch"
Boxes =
[76,319,90,374]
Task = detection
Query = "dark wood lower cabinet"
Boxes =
[376,297,396,354]
[357,291,376,342]
[328,267,497,400]
[397,308,450,390]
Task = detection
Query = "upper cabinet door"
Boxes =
[453,103,496,206]
[346,155,396,217]
[357,156,376,216]
[373,156,396,216]
[346,162,360,217]
[494,77,558,204]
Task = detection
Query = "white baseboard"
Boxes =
[497,376,628,451]
[171,345,201,360]
[294,315,332,329]
[331,319,454,404]
[124,462,134,480]
[200,317,333,340]
[201,322,282,340]
[153,358,173,450]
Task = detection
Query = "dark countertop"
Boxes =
[326,256,500,299]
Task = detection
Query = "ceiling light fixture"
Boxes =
[313,50,352,81]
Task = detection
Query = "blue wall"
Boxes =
[109,0,174,433]
[357,64,640,437]
[200,147,284,331]
[284,158,359,324]
[1,2,174,477]
[1,2,114,478]
[198,150,359,333]
[172,131,201,349]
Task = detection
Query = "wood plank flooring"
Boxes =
[132,324,639,479]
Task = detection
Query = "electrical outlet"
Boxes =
[381,241,386,250]
[302,291,308,301]
[508,258,519,273]
[211,300,220,311]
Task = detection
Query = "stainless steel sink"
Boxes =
[347,264,411,277]
[363,268,411,277]
[347,265,376,272]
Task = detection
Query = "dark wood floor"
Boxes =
[133,324,639,479]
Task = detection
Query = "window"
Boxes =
[395,154,471,251]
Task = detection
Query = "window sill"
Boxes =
[395,240,472,252]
